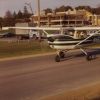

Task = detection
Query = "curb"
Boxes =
[0,52,55,62]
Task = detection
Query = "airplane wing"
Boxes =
[2,26,61,31]
[2,26,100,31]
[0,27,10,31]
[62,26,100,31]
[2,26,100,30]
[72,26,100,31]
[1,26,62,37]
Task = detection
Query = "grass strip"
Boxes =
[0,40,55,58]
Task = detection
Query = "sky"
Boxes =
[0,0,100,17]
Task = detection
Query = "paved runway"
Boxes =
[0,51,100,100]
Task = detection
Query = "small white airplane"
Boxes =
[1,26,100,62]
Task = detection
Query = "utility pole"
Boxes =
[37,0,41,41]
[37,0,40,27]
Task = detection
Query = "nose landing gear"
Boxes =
[55,51,65,62]
[55,55,60,62]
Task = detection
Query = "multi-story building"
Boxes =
[30,9,92,27]
[88,15,100,26]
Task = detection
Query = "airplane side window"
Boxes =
[57,36,73,41]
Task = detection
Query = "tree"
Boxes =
[55,5,66,12]
[13,11,17,19]
[75,6,92,12]
[4,10,13,18]
[3,10,15,26]
[43,8,52,15]
[65,6,73,11]
[24,6,28,14]
[55,5,73,12]
[23,6,29,18]
[17,10,23,19]
[92,7,100,15]
[0,17,3,27]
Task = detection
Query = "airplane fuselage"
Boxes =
[48,35,99,50]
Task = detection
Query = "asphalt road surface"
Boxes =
[0,50,100,100]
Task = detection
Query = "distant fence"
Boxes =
[0,40,53,58]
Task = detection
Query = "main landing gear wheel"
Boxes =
[86,54,96,61]
[86,54,92,61]
[59,51,65,58]
[55,55,60,62]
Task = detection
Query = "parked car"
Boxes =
[0,32,15,38]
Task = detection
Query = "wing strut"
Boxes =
[75,30,100,48]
